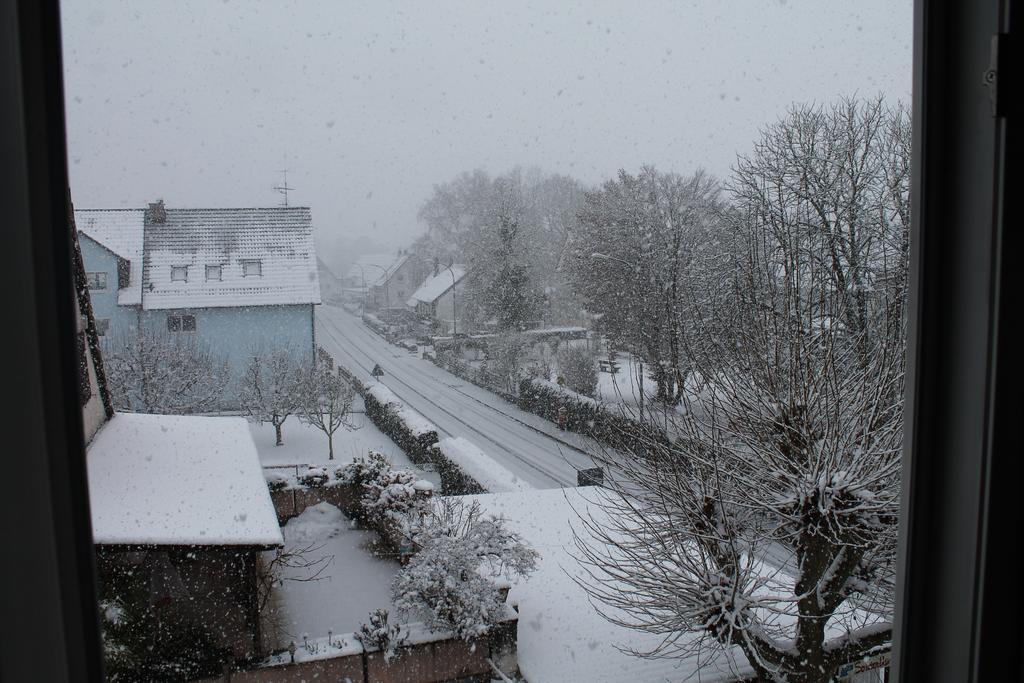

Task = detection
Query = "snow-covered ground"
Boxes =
[316,304,613,489]
[248,396,440,487]
[468,488,750,683]
[261,502,400,648]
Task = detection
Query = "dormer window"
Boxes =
[170,265,188,282]
[205,264,222,281]
[241,259,262,277]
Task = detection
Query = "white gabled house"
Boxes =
[343,251,427,311]
[77,200,321,405]
[407,264,467,334]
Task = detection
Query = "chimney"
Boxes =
[147,199,166,224]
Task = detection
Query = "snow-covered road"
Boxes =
[316,305,611,489]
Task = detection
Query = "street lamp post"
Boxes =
[591,252,645,422]
[444,264,458,336]
[357,263,391,314]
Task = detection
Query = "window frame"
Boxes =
[205,263,222,281]
[1,0,1019,681]
[166,312,196,333]
[241,258,262,277]
[85,271,106,290]
[170,265,188,282]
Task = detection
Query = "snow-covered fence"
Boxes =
[264,466,364,524]
[201,611,519,683]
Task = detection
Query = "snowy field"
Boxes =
[248,395,440,487]
[261,502,399,647]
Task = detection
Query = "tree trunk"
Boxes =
[274,421,283,446]
[327,431,334,460]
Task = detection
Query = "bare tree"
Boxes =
[298,346,358,459]
[256,541,332,645]
[574,98,909,682]
[103,329,229,414]
[240,350,303,446]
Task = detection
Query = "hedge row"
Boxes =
[337,364,489,494]
[427,350,517,402]
[428,349,671,457]
[517,377,672,454]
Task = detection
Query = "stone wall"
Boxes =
[204,613,518,683]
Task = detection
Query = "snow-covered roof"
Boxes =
[87,413,284,547]
[468,488,750,683]
[141,207,321,310]
[75,209,145,306]
[406,265,466,306]
[344,253,410,287]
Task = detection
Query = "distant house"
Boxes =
[77,200,321,405]
[407,265,467,334]
[343,251,427,311]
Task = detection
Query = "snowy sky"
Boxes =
[60,0,912,268]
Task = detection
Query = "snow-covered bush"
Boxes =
[264,470,290,492]
[335,451,391,487]
[354,608,408,662]
[557,344,598,397]
[297,466,328,487]
[363,467,424,517]
[392,498,538,640]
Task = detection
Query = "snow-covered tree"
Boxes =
[575,98,909,683]
[557,344,599,397]
[569,167,724,405]
[417,167,586,330]
[393,498,538,640]
[103,330,229,414]
[240,349,303,446]
[298,346,357,459]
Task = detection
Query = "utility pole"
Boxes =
[273,169,294,207]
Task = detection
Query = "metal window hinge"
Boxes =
[983,34,1008,118]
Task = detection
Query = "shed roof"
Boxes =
[87,413,284,547]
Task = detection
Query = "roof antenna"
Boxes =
[273,169,294,207]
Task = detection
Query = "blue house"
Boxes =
[77,200,321,407]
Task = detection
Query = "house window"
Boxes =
[241,259,262,277]
[170,266,188,282]
[117,260,130,289]
[205,264,222,281]
[95,318,110,336]
[397,274,405,282]
[86,272,107,290]
[167,314,196,333]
